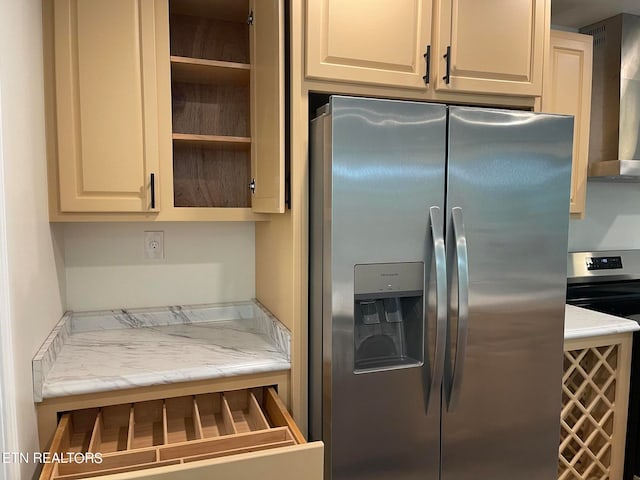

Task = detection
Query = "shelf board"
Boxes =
[158,208,265,222]
[172,134,251,150]
[170,0,249,23]
[170,56,250,85]
[48,208,267,222]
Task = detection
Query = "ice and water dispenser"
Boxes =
[353,262,424,373]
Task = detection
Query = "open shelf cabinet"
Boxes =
[169,0,251,210]
[165,0,284,214]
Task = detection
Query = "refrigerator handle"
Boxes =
[427,206,447,413]
[447,206,470,411]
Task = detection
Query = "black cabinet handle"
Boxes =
[422,45,431,85]
[150,173,156,209]
[443,46,451,84]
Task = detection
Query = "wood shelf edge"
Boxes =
[48,208,269,222]
[170,56,250,85]
[172,133,251,147]
[170,55,250,71]
[156,208,269,222]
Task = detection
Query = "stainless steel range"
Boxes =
[567,250,640,480]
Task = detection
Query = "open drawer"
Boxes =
[39,387,323,480]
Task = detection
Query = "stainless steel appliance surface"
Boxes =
[310,96,573,480]
[567,250,640,480]
[581,14,640,180]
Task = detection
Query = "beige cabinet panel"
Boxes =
[54,0,161,212]
[306,0,433,89]
[541,30,592,216]
[250,0,285,213]
[435,0,547,96]
[48,0,279,221]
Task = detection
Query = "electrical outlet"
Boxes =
[144,231,164,260]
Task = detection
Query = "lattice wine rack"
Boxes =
[559,335,632,480]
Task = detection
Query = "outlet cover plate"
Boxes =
[144,231,164,260]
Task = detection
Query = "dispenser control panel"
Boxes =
[586,256,623,271]
[354,262,424,298]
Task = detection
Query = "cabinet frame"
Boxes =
[266,0,541,440]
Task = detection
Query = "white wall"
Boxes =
[0,0,66,477]
[568,182,640,251]
[64,223,255,311]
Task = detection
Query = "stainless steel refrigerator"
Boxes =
[309,96,573,480]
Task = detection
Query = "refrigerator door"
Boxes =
[442,107,573,480]
[312,96,447,480]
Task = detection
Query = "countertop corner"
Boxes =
[565,304,640,340]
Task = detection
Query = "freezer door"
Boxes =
[442,107,572,480]
[318,96,447,480]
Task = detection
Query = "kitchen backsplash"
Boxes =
[59,183,635,309]
[63,222,255,310]
[569,182,640,251]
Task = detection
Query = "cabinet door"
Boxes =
[250,0,285,213]
[541,31,593,217]
[435,0,547,96]
[305,0,432,89]
[54,0,161,212]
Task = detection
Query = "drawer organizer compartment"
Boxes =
[40,387,306,480]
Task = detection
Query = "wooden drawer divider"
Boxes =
[42,387,302,480]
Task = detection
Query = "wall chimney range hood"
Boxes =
[581,14,640,181]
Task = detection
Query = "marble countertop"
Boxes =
[33,301,290,402]
[34,301,635,401]
[565,304,640,341]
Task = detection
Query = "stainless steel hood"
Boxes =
[581,14,640,181]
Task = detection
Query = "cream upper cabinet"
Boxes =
[540,30,593,217]
[53,0,161,213]
[305,0,433,89]
[434,0,548,96]
[47,0,283,221]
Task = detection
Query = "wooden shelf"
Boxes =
[171,56,250,85]
[172,133,251,149]
[166,0,260,215]
[170,0,249,23]
[157,208,263,221]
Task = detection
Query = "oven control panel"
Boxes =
[586,256,623,271]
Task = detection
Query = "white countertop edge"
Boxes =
[41,362,292,401]
[32,313,71,402]
[565,304,640,341]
